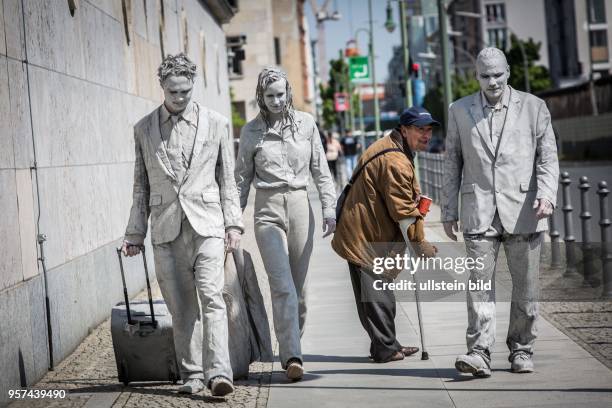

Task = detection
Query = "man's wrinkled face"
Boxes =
[161,75,193,113]
[263,79,287,114]
[476,56,509,103]
[402,125,433,152]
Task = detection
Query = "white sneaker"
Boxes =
[178,378,205,394]
[286,359,304,381]
[511,352,534,373]
[210,376,234,397]
[455,352,492,377]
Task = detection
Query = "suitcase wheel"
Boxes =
[119,362,130,386]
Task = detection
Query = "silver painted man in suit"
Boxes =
[122,53,243,396]
[441,48,559,377]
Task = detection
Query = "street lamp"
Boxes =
[384,0,412,109]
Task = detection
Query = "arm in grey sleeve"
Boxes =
[441,105,463,222]
[216,118,244,232]
[309,119,337,219]
[535,101,560,207]
[124,128,150,245]
[234,124,256,211]
[399,217,417,243]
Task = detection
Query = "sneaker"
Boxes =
[209,376,234,397]
[510,352,534,373]
[286,358,304,381]
[178,378,205,394]
[455,352,491,377]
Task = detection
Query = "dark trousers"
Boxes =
[348,262,401,362]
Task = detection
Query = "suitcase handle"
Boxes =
[116,245,157,328]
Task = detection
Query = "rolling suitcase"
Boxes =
[111,246,180,385]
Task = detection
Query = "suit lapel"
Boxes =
[183,103,210,182]
[469,93,495,158]
[150,107,177,181]
[496,88,521,156]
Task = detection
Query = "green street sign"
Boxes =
[349,56,370,82]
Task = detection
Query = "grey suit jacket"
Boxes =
[441,87,559,234]
[125,102,243,245]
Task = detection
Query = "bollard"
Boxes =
[561,172,578,276]
[548,207,562,268]
[579,176,599,286]
[598,181,612,299]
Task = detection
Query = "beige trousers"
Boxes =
[254,187,314,368]
[153,218,232,383]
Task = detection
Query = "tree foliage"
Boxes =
[320,57,350,129]
[229,87,245,128]
[506,35,552,93]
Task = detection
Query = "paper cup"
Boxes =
[418,195,432,216]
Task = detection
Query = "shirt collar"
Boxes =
[160,101,197,125]
[390,129,414,160]
[480,85,511,110]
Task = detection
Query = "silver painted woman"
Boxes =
[235,68,336,380]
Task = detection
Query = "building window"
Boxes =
[590,29,609,62]
[486,3,505,23]
[487,28,507,49]
[227,35,246,79]
[274,37,282,65]
[588,0,607,24]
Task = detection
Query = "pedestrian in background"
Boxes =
[325,132,343,182]
[341,130,360,177]
[235,68,337,381]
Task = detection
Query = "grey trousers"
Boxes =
[153,218,232,383]
[464,213,542,362]
[254,187,314,368]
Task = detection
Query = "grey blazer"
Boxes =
[125,103,243,245]
[441,87,559,235]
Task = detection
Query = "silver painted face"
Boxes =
[161,75,194,113]
[476,56,509,103]
[263,79,287,114]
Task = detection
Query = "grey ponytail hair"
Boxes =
[255,67,296,131]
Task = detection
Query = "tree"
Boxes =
[229,87,245,129]
[319,57,350,130]
[506,35,552,93]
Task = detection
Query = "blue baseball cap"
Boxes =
[399,107,440,127]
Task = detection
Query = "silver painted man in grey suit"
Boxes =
[441,48,559,377]
[122,54,242,396]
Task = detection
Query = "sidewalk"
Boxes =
[9,198,612,408]
[266,201,612,408]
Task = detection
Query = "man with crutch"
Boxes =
[122,53,243,396]
[332,107,439,363]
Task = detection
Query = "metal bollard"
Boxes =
[561,172,578,276]
[579,176,599,286]
[548,207,562,268]
[598,181,612,299]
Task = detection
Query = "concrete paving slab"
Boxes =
[266,201,612,408]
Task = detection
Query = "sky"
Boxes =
[304,0,402,83]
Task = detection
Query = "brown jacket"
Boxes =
[331,130,425,268]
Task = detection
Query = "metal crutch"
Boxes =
[411,271,429,360]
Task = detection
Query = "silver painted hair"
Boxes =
[476,47,508,68]
[157,53,197,83]
[255,67,296,130]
